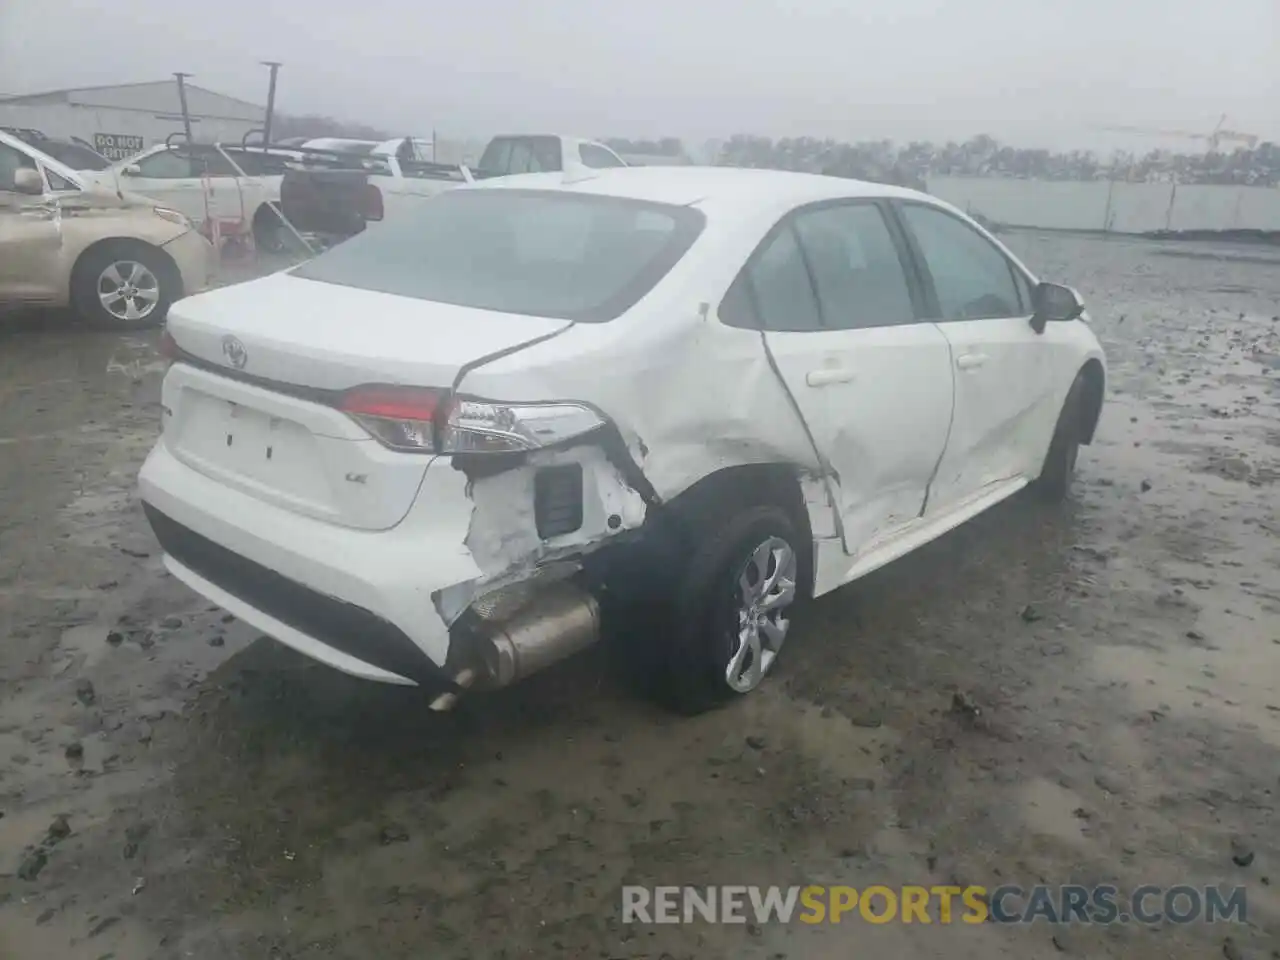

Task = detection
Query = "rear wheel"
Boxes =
[660,505,805,713]
[252,204,288,254]
[1034,374,1085,501]
[71,242,176,329]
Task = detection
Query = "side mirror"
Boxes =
[1030,282,1085,334]
[121,163,142,176]
[13,167,44,195]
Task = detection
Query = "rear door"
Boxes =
[723,200,955,557]
[893,201,1061,513]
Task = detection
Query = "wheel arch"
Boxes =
[69,237,184,302]
[657,461,818,598]
[1077,358,1105,445]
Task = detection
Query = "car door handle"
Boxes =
[806,367,856,387]
[956,353,989,370]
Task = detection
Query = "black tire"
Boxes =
[1034,374,1085,501]
[252,204,288,255]
[71,241,176,329]
[659,504,806,714]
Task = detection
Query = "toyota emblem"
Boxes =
[221,335,248,370]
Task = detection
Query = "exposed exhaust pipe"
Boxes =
[482,581,601,687]
[428,580,601,711]
[480,582,600,687]
[428,666,476,712]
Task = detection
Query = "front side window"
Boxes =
[1011,265,1035,313]
[791,203,917,329]
[230,151,290,176]
[899,203,1023,320]
[579,144,625,169]
[291,188,704,322]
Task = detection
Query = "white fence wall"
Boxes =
[926,176,1280,234]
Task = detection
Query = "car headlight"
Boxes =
[153,206,192,228]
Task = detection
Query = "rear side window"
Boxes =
[40,142,109,171]
[791,203,916,328]
[134,149,194,178]
[579,144,624,168]
[45,169,78,192]
[197,150,240,177]
[291,188,704,322]
[899,203,1023,320]
[478,136,563,176]
[224,150,289,176]
[721,226,822,332]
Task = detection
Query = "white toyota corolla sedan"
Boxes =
[139,166,1105,712]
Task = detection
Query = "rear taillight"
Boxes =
[362,183,384,222]
[337,384,605,455]
[339,385,443,451]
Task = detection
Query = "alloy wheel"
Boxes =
[97,260,161,323]
[725,536,797,693]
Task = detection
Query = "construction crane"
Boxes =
[1096,114,1259,151]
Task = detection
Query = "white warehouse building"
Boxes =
[0,81,265,160]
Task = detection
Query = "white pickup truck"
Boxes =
[279,134,627,244]
[83,137,435,252]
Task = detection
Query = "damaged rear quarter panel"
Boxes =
[457,304,825,501]
[452,207,824,501]
[463,444,647,575]
[436,208,842,625]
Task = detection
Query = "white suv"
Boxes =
[139,167,1105,712]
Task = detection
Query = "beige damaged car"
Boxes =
[0,129,216,328]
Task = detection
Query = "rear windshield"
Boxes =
[290,189,706,322]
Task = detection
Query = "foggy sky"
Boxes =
[2,0,1276,151]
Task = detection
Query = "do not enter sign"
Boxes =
[93,133,145,162]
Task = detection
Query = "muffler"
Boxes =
[472,580,601,689]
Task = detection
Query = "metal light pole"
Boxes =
[173,72,194,142]
[261,61,282,146]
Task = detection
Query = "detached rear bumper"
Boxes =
[138,439,484,688]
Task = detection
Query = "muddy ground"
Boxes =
[1,232,1278,960]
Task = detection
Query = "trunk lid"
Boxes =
[162,272,571,530]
